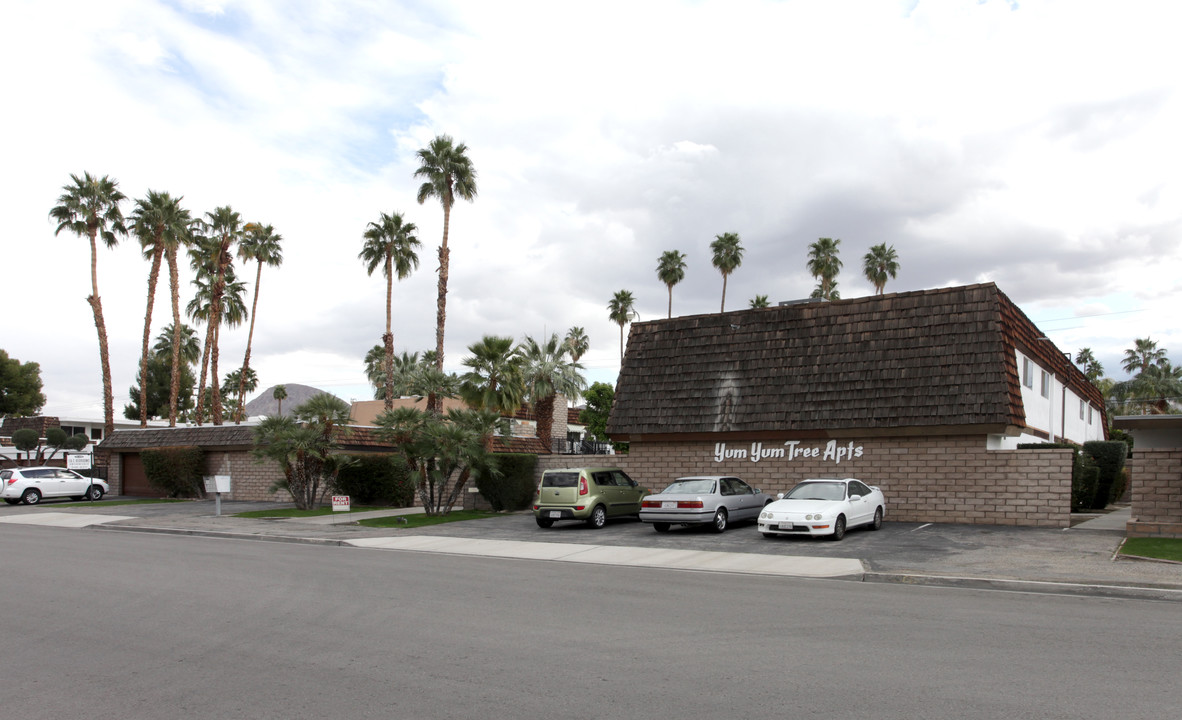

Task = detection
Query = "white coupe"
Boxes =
[758,478,885,541]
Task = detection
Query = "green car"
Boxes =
[533,467,648,529]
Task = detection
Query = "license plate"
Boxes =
[662,501,676,509]
[549,511,562,519]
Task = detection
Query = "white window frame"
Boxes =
[1040,370,1051,399]
[1022,358,1034,388]
[1079,398,1085,420]
[1088,406,1094,424]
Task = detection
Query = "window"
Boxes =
[61,425,86,436]
[1022,357,1034,388]
[89,427,103,441]
[1088,406,1094,424]
[1079,399,1086,420]
[1040,370,1051,398]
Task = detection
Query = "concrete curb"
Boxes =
[863,571,1182,602]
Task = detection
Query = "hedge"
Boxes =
[333,454,415,507]
[141,446,205,498]
[474,453,538,512]
[1082,441,1128,509]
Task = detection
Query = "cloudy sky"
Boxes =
[3,0,1180,419]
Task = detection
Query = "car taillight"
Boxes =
[641,500,662,508]
[5,478,17,486]
[579,478,588,496]
[677,501,704,509]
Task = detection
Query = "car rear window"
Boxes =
[542,472,580,488]
[0,471,10,480]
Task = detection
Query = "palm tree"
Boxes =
[187,243,247,425]
[516,333,586,445]
[130,191,192,427]
[1074,348,1104,383]
[360,211,421,411]
[365,348,434,400]
[1122,338,1167,375]
[223,366,259,419]
[862,243,899,295]
[235,222,284,423]
[710,232,744,312]
[656,249,687,318]
[49,172,128,436]
[565,327,589,364]
[415,135,478,390]
[459,335,524,415]
[807,237,842,301]
[192,206,243,424]
[153,323,201,365]
[810,279,841,301]
[1111,360,1182,415]
[749,295,770,308]
[273,384,288,416]
[607,290,639,364]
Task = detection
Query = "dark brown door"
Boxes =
[120,453,167,497]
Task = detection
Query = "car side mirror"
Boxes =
[849,494,861,501]
[776,492,785,500]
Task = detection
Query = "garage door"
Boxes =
[120,453,167,498]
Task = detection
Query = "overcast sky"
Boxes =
[3,0,1180,419]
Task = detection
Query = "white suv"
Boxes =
[1,467,108,505]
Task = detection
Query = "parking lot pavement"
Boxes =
[3,498,1180,597]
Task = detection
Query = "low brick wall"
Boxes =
[1127,449,1182,538]
[201,450,287,501]
[536,435,1073,528]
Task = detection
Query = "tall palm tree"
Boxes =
[273,384,288,416]
[656,249,687,318]
[749,295,770,308]
[187,239,246,425]
[235,222,284,423]
[130,191,192,427]
[710,232,744,312]
[164,217,198,426]
[1074,348,1104,383]
[807,237,843,301]
[459,335,524,415]
[365,348,433,400]
[415,135,478,391]
[565,327,589,364]
[193,206,242,424]
[223,366,259,419]
[1122,337,1167,375]
[607,290,639,364]
[360,211,421,411]
[153,323,201,365]
[862,242,899,295]
[49,172,128,436]
[516,333,586,445]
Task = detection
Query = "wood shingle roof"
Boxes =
[607,283,1105,439]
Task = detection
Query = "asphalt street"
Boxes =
[1,526,1179,720]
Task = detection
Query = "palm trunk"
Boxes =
[535,393,556,449]
[138,247,164,426]
[87,228,115,437]
[237,260,263,424]
[384,256,394,411]
[667,286,673,319]
[619,323,624,364]
[209,243,229,425]
[432,201,451,415]
[195,319,214,425]
[720,274,728,313]
[167,248,182,427]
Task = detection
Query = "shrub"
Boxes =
[1082,441,1128,509]
[474,453,538,512]
[1108,428,1134,455]
[1071,453,1100,512]
[141,446,205,498]
[333,454,415,507]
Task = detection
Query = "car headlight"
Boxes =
[760,511,770,520]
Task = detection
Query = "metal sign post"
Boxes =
[203,475,232,516]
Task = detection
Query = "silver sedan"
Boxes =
[639,476,772,533]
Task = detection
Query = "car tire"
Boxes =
[761,532,776,539]
[870,507,883,531]
[586,505,607,529]
[4,499,19,505]
[86,485,105,501]
[535,517,554,528]
[22,488,42,506]
[653,522,670,533]
[831,514,846,541]
[711,508,728,533]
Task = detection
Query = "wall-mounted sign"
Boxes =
[66,453,92,470]
[713,440,864,465]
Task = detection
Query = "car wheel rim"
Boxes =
[714,511,726,531]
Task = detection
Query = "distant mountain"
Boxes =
[243,384,343,418]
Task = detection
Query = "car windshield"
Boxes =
[785,482,845,501]
[661,479,716,495]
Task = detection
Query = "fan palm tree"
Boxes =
[862,242,899,295]
[130,190,192,427]
[415,135,478,389]
[223,366,259,419]
[48,172,128,436]
[459,335,524,415]
[235,222,284,422]
[810,280,841,301]
[607,290,639,364]
[807,237,842,301]
[1074,348,1104,383]
[656,249,687,318]
[710,232,744,312]
[153,323,201,365]
[749,295,770,308]
[1122,338,1167,375]
[360,211,421,411]
[188,239,247,425]
[192,206,243,424]
[272,384,288,416]
[565,327,589,364]
[516,333,586,445]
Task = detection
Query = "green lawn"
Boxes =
[234,506,385,519]
[1120,538,1182,563]
[58,498,190,507]
[358,510,501,529]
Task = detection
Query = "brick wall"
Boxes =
[201,450,287,501]
[535,435,1073,528]
[1127,449,1182,538]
